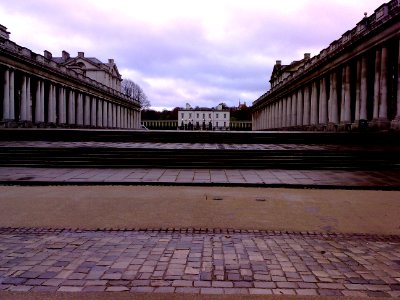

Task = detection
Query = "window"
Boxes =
[181,113,184,118]
[209,113,211,119]
[189,113,192,118]
[224,114,226,118]
[203,113,205,119]
[216,113,219,118]
[197,113,199,118]
[216,122,219,127]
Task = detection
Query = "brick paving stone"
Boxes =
[106,286,130,292]
[318,289,343,296]
[194,281,211,288]
[9,285,33,292]
[58,286,83,292]
[249,288,273,295]
[83,286,106,292]
[296,289,318,296]
[200,287,224,294]
[32,286,58,292]
[172,280,193,287]
[130,286,154,293]
[154,287,175,293]
[254,282,276,289]
[272,288,296,295]
[175,287,200,294]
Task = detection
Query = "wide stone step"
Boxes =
[0,147,398,169]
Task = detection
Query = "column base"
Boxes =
[327,123,339,132]
[0,120,18,128]
[338,122,352,132]
[390,117,400,131]
[18,121,34,128]
[370,118,390,130]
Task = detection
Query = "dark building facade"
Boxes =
[252,0,400,131]
[0,25,141,129]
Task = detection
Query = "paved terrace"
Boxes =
[1,167,400,189]
[1,138,400,298]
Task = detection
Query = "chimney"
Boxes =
[108,59,114,64]
[62,50,70,60]
[276,60,281,66]
[44,50,52,59]
[0,24,10,40]
[78,51,84,58]
[304,53,311,60]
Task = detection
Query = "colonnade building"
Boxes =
[252,0,400,132]
[0,25,141,129]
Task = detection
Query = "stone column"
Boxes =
[378,46,388,121]
[329,72,339,124]
[26,77,31,121]
[341,65,351,124]
[117,106,121,128]
[354,60,361,123]
[97,99,103,127]
[113,104,117,128]
[21,75,27,121]
[68,90,76,125]
[303,85,310,126]
[8,69,15,121]
[9,69,15,120]
[48,84,56,123]
[3,68,10,120]
[276,101,280,128]
[319,77,327,125]
[76,93,83,125]
[40,80,45,122]
[121,107,125,128]
[283,98,287,128]
[310,81,318,125]
[103,100,108,128]
[291,93,297,126]
[286,95,292,128]
[297,89,303,126]
[91,97,97,127]
[58,87,66,124]
[360,55,368,121]
[84,95,91,126]
[35,79,42,123]
[391,40,400,129]
[373,48,381,120]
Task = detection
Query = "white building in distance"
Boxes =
[178,103,230,130]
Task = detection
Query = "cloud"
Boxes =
[0,0,386,109]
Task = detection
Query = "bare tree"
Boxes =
[122,79,151,109]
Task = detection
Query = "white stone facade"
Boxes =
[178,108,230,130]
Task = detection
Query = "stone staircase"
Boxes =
[0,129,399,170]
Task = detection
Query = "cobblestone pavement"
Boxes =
[1,167,400,188]
[0,228,399,296]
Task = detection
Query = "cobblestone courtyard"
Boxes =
[1,228,400,297]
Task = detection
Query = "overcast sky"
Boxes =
[0,0,386,110]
